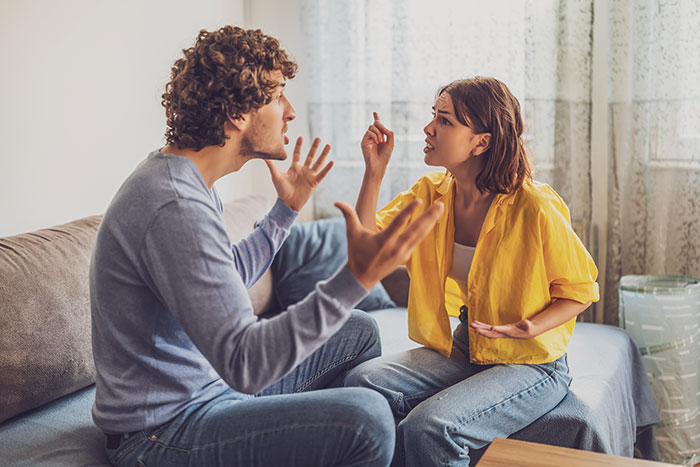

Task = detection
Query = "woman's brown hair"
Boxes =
[162,26,298,151]
[439,77,533,194]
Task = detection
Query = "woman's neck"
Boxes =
[449,158,494,207]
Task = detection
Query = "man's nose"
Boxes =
[285,99,296,122]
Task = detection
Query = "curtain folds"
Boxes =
[300,0,700,325]
[605,0,700,325]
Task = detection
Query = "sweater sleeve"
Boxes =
[139,199,369,394]
[229,199,297,288]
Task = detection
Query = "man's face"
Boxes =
[240,70,296,161]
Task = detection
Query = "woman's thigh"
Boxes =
[398,356,572,464]
[344,347,484,418]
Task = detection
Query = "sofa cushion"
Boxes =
[271,217,396,312]
[0,216,102,424]
[221,194,276,315]
[0,385,109,466]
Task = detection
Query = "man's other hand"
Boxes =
[266,137,333,212]
[335,199,444,290]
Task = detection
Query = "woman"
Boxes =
[345,77,599,466]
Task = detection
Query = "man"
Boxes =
[90,26,443,467]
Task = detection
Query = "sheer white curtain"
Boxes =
[605,0,700,324]
[300,0,594,319]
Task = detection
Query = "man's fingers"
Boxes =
[379,199,422,240]
[314,161,334,184]
[312,144,331,171]
[373,111,380,122]
[304,137,322,166]
[264,159,280,178]
[292,137,303,165]
[396,202,444,250]
[334,201,361,236]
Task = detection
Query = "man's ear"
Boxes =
[473,133,491,156]
[227,113,248,132]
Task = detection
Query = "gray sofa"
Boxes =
[0,195,661,466]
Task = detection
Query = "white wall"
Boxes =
[0,0,254,236]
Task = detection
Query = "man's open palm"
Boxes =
[335,200,444,290]
[266,137,333,212]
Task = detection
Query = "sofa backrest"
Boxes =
[0,194,275,424]
[0,216,102,423]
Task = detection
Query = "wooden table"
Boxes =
[477,438,680,466]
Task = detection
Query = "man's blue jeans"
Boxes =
[344,321,572,466]
[104,310,395,467]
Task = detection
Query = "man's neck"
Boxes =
[162,137,246,189]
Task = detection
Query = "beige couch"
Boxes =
[0,194,411,466]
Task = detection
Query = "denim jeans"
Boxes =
[104,310,395,467]
[344,321,572,467]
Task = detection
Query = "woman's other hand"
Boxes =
[469,319,535,339]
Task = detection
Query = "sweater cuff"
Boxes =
[263,199,298,231]
[319,265,370,310]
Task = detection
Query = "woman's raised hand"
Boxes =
[360,112,394,174]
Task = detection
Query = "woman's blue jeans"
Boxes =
[344,321,572,466]
[104,310,395,467]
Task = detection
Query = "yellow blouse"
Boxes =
[376,172,599,364]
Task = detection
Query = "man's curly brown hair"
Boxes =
[162,26,298,150]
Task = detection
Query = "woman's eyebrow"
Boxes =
[431,106,452,115]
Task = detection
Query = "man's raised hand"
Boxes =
[335,199,444,290]
[266,136,333,212]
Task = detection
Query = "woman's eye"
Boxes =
[442,118,451,126]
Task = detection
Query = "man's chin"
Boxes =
[246,149,287,161]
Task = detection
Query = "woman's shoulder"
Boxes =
[403,171,452,196]
[512,180,570,217]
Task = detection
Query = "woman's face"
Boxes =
[423,92,487,171]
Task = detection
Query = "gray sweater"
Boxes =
[90,151,368,434]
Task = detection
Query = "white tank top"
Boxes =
[449,241,476,285]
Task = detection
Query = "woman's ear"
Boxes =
[473,133,491,156]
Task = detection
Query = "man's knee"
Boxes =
[345,309,381,359]
[344,387,394,429]
[343,355,388,389]
[335,387,395,464]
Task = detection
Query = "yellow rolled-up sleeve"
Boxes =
[376,186,418,232]
[540,201,600,304]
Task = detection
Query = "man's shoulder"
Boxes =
[117,151,213,209]
[102,151,217,239]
